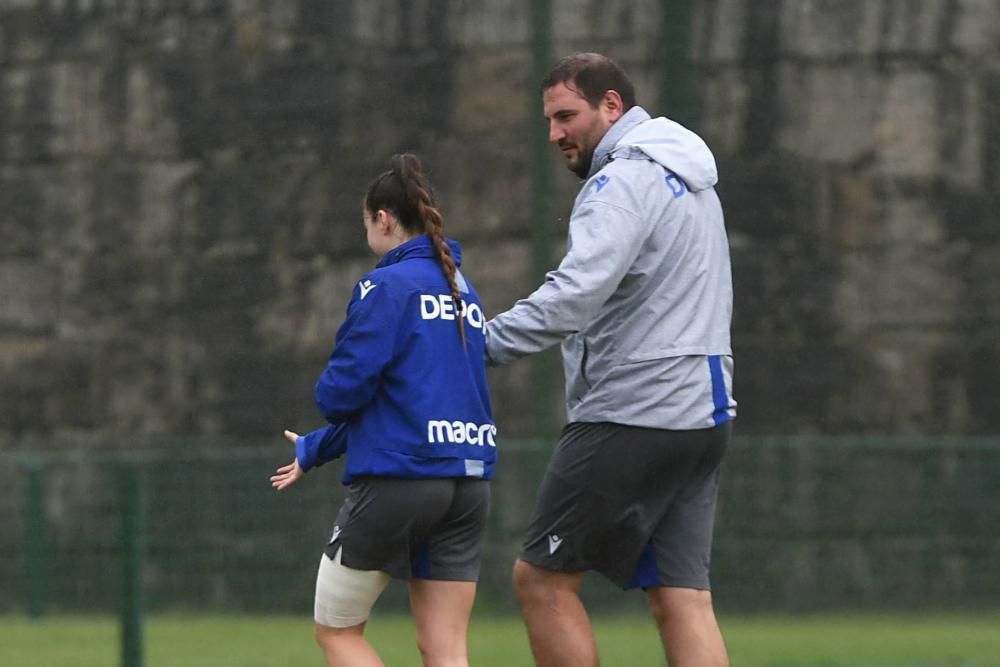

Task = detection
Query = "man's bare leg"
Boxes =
[647,586,729,667]
[512,559,598,667]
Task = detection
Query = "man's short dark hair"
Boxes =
[541,52,637,111]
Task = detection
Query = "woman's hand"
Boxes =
[271,429,305,491]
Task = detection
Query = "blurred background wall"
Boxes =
[2,0,999,451]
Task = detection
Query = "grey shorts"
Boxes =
[520,421,729,590]
[324,476,491,581]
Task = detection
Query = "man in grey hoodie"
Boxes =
[485,53,735,667]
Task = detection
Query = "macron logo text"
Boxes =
[427,420,497,447]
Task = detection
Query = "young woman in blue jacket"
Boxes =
[271,153,496,667]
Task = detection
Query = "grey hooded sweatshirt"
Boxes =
[485,106,736,430]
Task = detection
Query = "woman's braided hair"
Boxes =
[365,153,465,342]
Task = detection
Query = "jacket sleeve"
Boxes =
[485,198,648,365]
[315,277,401,422]
[295,423,348,472]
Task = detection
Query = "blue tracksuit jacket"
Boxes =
[295,235,496,484]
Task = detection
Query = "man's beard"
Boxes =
[571,146,595,178]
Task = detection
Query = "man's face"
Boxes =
[543,82,622,178]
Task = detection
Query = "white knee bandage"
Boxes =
[314,547,391,628]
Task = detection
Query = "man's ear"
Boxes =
[602,90,625,122]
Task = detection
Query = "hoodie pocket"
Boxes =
[567,338,594,403]
[580,339,592,388]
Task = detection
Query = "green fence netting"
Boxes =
[2,436,998,616]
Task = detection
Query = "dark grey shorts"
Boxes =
[520,421,730,590]
[324,476,491,581]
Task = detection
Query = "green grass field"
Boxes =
[2,612,999,666]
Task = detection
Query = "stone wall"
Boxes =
[1,0,998,451]
[694,0,1000,434]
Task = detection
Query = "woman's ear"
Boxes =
[375,209,393,235]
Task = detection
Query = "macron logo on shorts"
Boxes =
[548,534,563,555]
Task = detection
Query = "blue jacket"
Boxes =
[296,235,496,484]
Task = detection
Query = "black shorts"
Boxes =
[520,421,729,590]
[324,476,491,581]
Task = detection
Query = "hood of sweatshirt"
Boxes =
[589,106,718,192]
